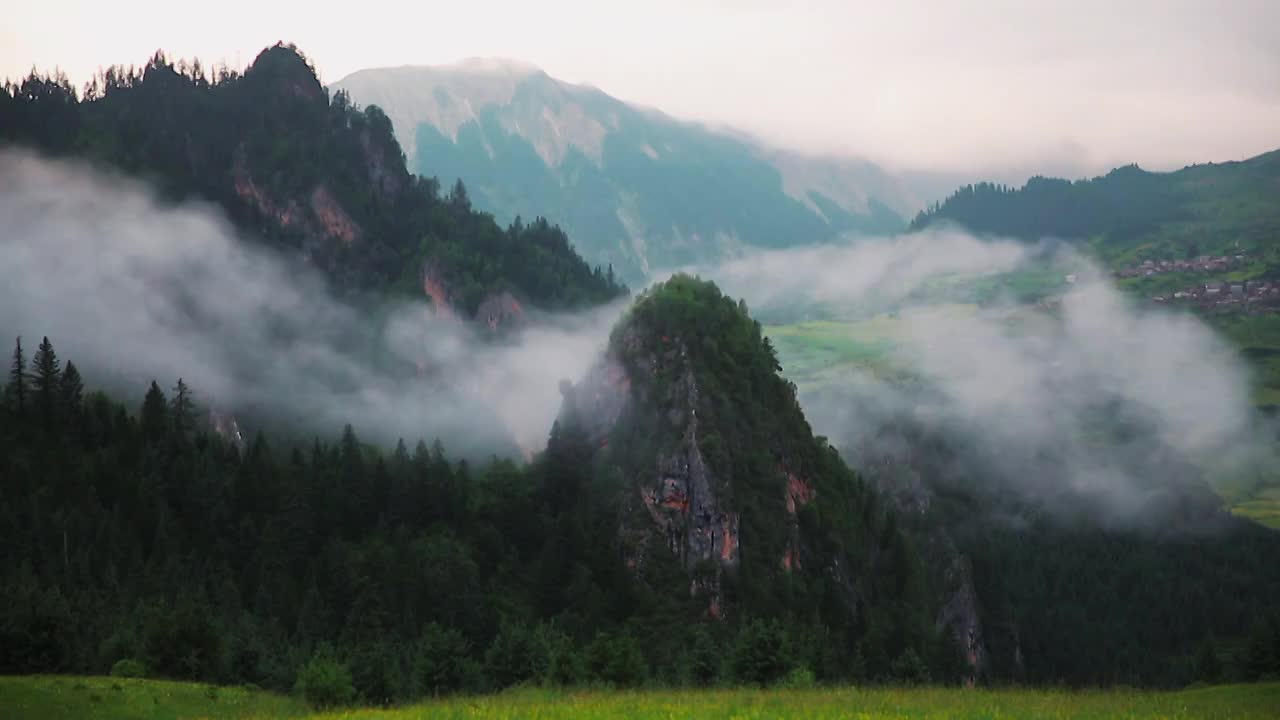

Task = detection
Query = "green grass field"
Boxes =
[4,677,1279,719]
[764,304,980,387]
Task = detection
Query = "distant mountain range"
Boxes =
[333,60,916,284]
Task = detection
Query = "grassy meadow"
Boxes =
[3,676,1278,719]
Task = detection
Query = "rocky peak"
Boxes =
[555,275,897,622]
[243,43,327,107]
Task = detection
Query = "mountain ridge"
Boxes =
[333,60,913,284]
[0,44,627,318]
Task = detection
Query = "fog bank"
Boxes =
[0,149,623,456]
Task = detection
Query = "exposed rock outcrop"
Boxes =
[474,291,526,331]
[308,186,361,245]
[231,148,363,250]
[420,262,455,318]
[565,327,741,615]
[782,471,816,571]
[858,439,994,683]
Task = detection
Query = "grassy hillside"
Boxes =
[911,150,1280,261]
[4,676,1278,719]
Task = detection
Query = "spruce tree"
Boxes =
[7,336,27,414]
[59,361,83,415]
[449,178,470,212]
[141,380,168,441]
[170,378,195,434]
[31,336,61,422]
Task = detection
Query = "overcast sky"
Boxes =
[4,0,1277,177]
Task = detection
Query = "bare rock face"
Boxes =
[936,554,987,686]
[782,471,816,571]
[308,185,361,245]
[420,262,455,318]
[565,328,742,616]
[474,291,526,331]
[231,148,364,251]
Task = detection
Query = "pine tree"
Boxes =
[7,336,27,414]
[59,361,83,415]
[170,378,195,434]
[1194,636,1222,682]
[141,380,168,441]
[448,178,470,213]
[30,336,61,423]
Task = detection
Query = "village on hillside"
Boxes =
[1150,279,1280,309]
[1115,254,1246,278]
[1110,252,1280,311]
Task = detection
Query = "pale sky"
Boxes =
[4,0,1278,177]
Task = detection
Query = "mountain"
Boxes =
[911,150,1280,269]
[332,60,913,284]
[0,45,625,318]
[554,274,960,678]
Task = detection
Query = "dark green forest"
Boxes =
[0,44,625,314]
[909,152,1280,267]
[815,379,1280,688]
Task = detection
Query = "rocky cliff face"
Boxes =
[565,327,740,616]
[232,148,364,254]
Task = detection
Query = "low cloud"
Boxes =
[0,149,622,456]
[692,230,1029,312]
[687,232,1274,524]
[2,149,1272,523]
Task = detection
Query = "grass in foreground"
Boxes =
[4,677,1280,720]
[0,675,308,719]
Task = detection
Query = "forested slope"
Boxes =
[0,44,625,315]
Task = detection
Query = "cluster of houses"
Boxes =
[1152,279,1280,308]
[1116,254,1245,278]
